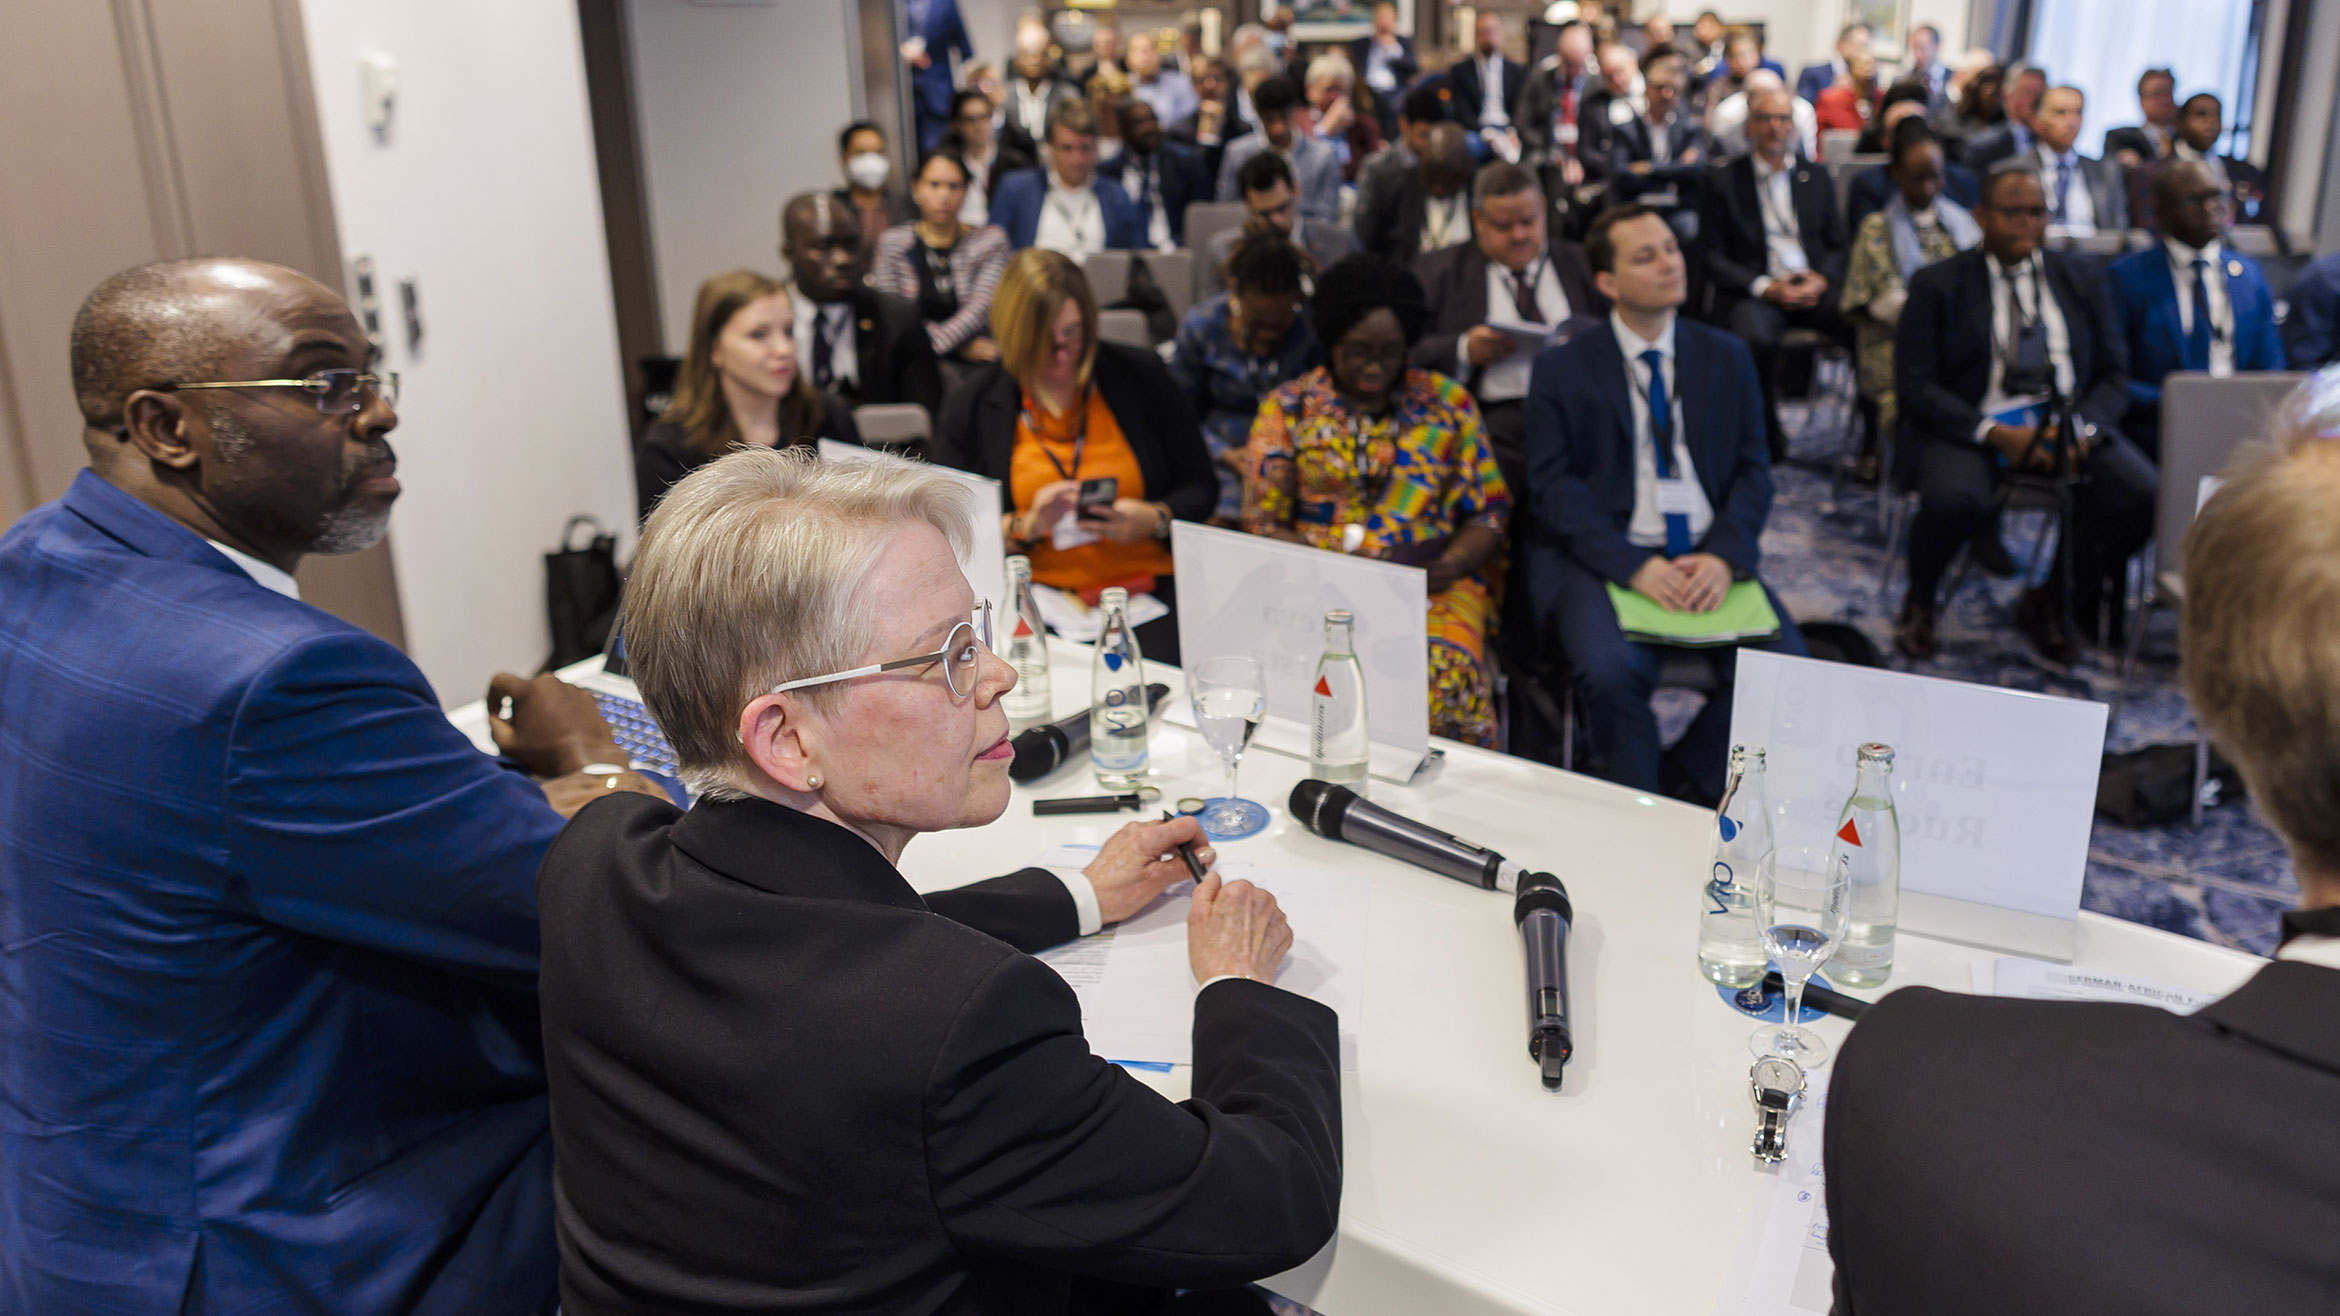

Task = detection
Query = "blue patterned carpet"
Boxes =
[1751,388,2292,956]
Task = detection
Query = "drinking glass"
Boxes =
[1186,656,1269,840]
[1749,850,1851,1066]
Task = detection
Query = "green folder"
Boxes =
[1605,580,1783,647]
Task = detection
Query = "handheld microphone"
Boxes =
[1514,871,1574,1091]
[1287,780,1523,893]
[1009,683,1170,782]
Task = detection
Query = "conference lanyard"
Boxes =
[1025,388,1091,482]
[1046,190,1102,250]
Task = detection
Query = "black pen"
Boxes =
[1161,810,1208,880]
[1759,970,1871,1022]
[1033,793,1153,816]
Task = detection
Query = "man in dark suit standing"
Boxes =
[1112,99,1210,248]
[1697,84,1849,458]
[1523,204,1807,802]
[1414,162,1601,491]
[0,257,666,1315]
[2107,159,2287,456]
[1448,11,1526,146]
[1892,166,2156,663]
[1828,401,2340,1315]
[1349,0,1418,139]
[784,191,946,418]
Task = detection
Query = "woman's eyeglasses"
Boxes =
[165,368,400,415]
[771,602,995,700]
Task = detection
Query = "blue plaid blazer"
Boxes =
[0,471,563,1315]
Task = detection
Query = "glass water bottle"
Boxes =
[1826,743,1902,988]
[1088,587,1150,789]
[1309,610,1370,793]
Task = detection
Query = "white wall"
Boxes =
[627,0,862,357]
[299,0,637,704]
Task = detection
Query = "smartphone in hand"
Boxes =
[1076,476,1119,519]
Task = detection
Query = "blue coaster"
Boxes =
[1195,797,1271,841]
[1720,968,1836,1023]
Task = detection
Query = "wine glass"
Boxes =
[1186,655,1270,840]
[1749,851,1851,1066]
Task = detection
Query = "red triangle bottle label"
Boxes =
[1314,675,1332,697]
[1836,818,1862,847]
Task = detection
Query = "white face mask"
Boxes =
[845,152,891,191]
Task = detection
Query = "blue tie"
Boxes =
[2185,256,2214,369]
[2052,157,2074,224]
[1642,349,1691,557]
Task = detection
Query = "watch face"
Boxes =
[1752,1056,1803,1096]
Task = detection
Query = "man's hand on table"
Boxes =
[487,671,626,777]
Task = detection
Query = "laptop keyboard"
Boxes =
[592,691,681,780]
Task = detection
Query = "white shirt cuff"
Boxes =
[1749,275,1775,299]
[1973,417,1998,444]
[1047,866,1104,936]
[1196,973,1254,992]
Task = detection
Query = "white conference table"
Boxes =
[456,640,2265,1316]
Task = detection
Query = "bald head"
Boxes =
[71,258,331,435]
[2155,159,2226,249]
[70,255,397,571]
[781,191,863,302]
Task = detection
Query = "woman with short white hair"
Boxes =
[536,447,1342,1316]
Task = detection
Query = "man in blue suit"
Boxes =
[1795,21,1870,106]
[1109,99,1211,248]
[1524,205,1808,802]
[899,0,973,154]
[0,258,663,1314]
[2286,250,2340,370]
[989,99,1146,258]
[2107,159,2287,457]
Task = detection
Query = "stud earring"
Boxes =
[807,774,822,789]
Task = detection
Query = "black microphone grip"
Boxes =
[1009,683,1170,782]
[1514,871,1574,1091]
[1287,780,1522,893]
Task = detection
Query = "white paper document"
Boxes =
[1715,1068,1836,1316]
[1031,846,1368,1069]
[1029,583,1169,643]
[1974,956,2219,1013]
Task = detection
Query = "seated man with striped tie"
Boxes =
[1522,204,1807,803]
[2106,158,2286,458]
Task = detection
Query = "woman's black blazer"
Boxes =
[931,341,1216,523]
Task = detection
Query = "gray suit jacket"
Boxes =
[1215,134,1344,225]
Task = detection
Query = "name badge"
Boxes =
[1654,478,1702,516]
[1557,122,1579,147]
[1051,513,1102,551]
[1339,523,1368,554]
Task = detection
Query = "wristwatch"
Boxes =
[1749,1055,1806,1164]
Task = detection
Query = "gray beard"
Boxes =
[207,405,394,555]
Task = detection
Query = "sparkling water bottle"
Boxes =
[1309,610,1370,793]
[1001,556,1052,723]
[1088,587,1149,789]
[1827,743,1901,987]
[1698,745,1772,988]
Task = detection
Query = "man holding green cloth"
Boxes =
[1522,204,1809,804]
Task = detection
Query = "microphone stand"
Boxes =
[2010,372,2088,654]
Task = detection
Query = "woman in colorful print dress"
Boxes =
[1240,254,1511,746]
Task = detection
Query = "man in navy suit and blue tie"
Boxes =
[989,99,1147,259]
[0,258,673,1313]
[2106,159,2287,457]
[1523,205,1807,801]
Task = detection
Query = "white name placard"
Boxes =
[1727,650,2109,962]
[1170,522,1430,779]
[819,440,1007,614]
